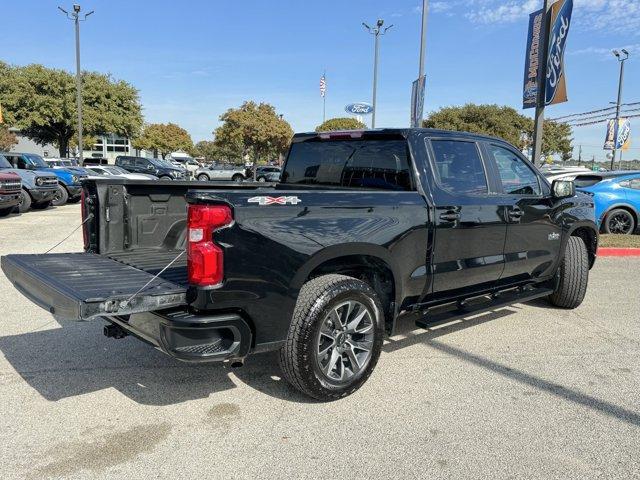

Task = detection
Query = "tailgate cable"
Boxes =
[121,250,186,308]
[44,214,93,254]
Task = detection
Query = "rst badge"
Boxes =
[247,196,301,206]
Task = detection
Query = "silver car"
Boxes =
[196,164,246,182]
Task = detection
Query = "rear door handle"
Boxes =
[439,212,461,221]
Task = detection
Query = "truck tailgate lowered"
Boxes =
[1,253,187,321]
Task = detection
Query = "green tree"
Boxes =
[132,123,193,158]
[193,140,220,162]
[315,117,366,132]
[0,62,143,158]
[423,103,573,161]
[213,101,293,166]
[0,125,18,151]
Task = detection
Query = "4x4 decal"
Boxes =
[247,196,301,206]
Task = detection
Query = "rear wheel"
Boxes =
[18,189,32,213]
[198,174,209,181]
[603,208,635,234]
[52,185,68,206]
[279,274,384,401]
[548,236,589,309]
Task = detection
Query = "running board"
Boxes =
[415,286,553,329]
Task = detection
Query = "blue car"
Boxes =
[576,171,640,234]
[1,152,87,206]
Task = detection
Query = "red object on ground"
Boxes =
[597,248,640,257]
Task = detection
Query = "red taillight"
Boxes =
[187,204,233,286]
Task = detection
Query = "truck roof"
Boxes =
[293,127,515,145]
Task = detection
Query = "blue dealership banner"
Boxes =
[522,9,544,109]
[545,0,573,106]
[604,118,631,150]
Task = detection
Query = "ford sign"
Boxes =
[345,103,374,115]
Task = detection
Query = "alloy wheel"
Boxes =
[315,300,374,383]
[609,211,633,234]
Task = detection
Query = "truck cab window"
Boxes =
[486,144,541,195]
[430,140,487,195]
[283,139,413,191]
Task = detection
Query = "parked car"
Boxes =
[0,154,58,213]
[85,165,158,180]
[1,152,85,206]
[115,156,186,180]
[255,166,281,182]
[170,156,200,178]
[0,128,598,401]
[195,164,246,182]
[45,158,93,177]
[0,171,21,217]
[575,171,640,234]
[541,166,592,182]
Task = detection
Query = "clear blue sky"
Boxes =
[1,0,639,160]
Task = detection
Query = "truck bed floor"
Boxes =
[107,249,188,287]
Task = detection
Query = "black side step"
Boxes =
[415,286,553,329]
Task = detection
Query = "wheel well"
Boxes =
[307,255,396,332]
[571,227,597,268]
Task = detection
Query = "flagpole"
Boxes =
[322,70,326,124]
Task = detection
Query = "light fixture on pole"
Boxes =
[610,48,629,170]
[58,4,94,164]
[362,19,393,128]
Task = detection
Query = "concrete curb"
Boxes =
[597,247,640,257]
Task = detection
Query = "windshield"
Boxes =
[105,166,128,175]
[149,158,173,168]
[25,154,49,168]
[0,155,12,169]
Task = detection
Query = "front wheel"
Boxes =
[603,208,635,234]
[279,274,384,401]
[197,174,209,181]
[18,189,32,213]
[232,174,244,183]
[548,236,589,309]
[52,185,68,206]
[257,176,266,182]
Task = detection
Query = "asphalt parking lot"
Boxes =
[0,204,639,479]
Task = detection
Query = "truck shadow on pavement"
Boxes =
[0,320,313,405]
[2,304,640,421]
[385,307,640,428]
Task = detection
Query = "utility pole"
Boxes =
[363,19,393,128]
[611,49,629,170]
[577,145,582,166]
[58,4,94,164]
[531,0,552,166]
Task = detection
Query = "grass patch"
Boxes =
[599,234,640,248]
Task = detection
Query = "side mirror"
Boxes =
[552,179,575,199]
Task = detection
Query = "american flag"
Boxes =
[319,74,326,97]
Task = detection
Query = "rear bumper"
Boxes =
[109,309,252,363]
[30,187,57,203]
[0,192,20,209]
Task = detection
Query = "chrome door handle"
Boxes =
[439,212,461,221]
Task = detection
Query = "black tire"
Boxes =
[232,174,244,183]
[52,185,69,206]
[0,207,12,217]
[278,274,384,401]
[548,236,589,309]
[18,189,32,213]
[31,201,51,210]
[257,176,266,182]
[603,208,635,234]
[198,174,209,181]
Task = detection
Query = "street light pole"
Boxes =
[58,4,94,164]
[363,19,393,128]
[417,0,428,84]
[611,49,629,170]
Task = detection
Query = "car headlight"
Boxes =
[35,177,44,186]
[71,175,79,184]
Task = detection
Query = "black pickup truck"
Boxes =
[1,129,598,400]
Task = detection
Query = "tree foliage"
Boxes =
[132,123,193,158]
[423,103,573,159]
[213,101,293,164]
[0,62,143,157]
[0,125,18,151]
[315,117,366,132]
[193,140,220,162]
